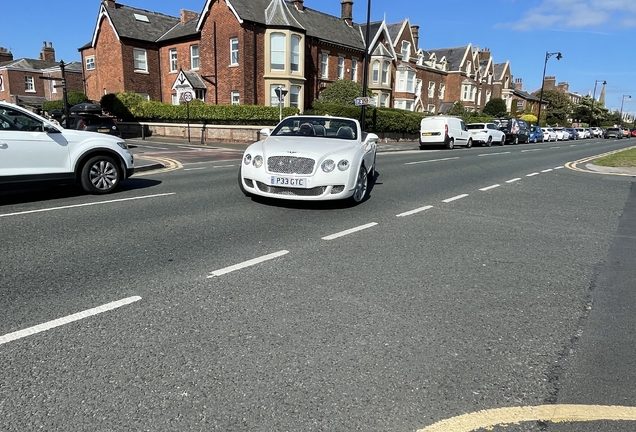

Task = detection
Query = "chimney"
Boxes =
[544,75,556,91]
[180,9,198,23]
[0,47,13,62]
[514,78,522,91]
[104,0,116,8]
[291,0,304,11]
[480,47,490,61]
[558,81,569,92]
[341,0,353,26]
[411,25,419,50]
[39,41,55,62]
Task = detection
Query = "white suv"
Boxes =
[0,102,134,194]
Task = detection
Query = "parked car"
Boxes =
[498,118,530,144]
[541,127,557,142]
[0,101,134,194]
[575,128,590,139]
[590,127,603,138]
[631,129,636,138]
[553,127,569,141]
[466,122,506,146]
[528,126,544,143]
[420,116,472,149]
[565,128,578,140]
[64,113,122,137]
[604,128,623,139]
[239,115,378,204]
[621,128,631,138]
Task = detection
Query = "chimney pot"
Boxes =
[291,0,304,11]
[341,0,353,26]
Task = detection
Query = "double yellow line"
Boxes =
[133,156,182,177]
[565,146,636,176]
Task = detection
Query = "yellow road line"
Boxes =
[133,156,182,177]
[418,404,636,432]
[565,146,636,176]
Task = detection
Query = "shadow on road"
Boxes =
[0,178,162,207]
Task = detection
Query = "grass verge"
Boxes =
[594,147,636,167]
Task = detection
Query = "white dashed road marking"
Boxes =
[479,184,500,191]
[396,205,434,217]
[541,168,553,173]
[442,194,469,203]
[0,297,142,345]
[478,152,510,157]
[322,222,378,240]
[208,250,289,278]
[526,172,540,177]
[506,178,521,183]
[554,166,564,169]
[405,157,459,165]
[521,149,542,152]
[184,167,207,171]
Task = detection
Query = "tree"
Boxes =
[482,98,508,117]
[520,114,538,124]
[318,79,365,106]
[532,90,571,126]
[572,95,612,127]
[446,101,473,123]
[42,91,89,112]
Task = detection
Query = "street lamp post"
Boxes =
[536,51,562,127]
[589,79,606,127]
[619,94,631,126]
[360,0,371,131]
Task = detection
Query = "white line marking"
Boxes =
[0,193,176,218]
[442,194,469,203]
[0,296,142,345]
[135,145,169,150]
[213,165,236,168]
[178,146,208,150]
[521,149,542,153]
[541,169,553,173]
[208,250,289,278]
[506,178,521,183]
[396,205,434,217]
[405,157,459,165]
[570,144,578,147]
[554,166,564,169]
[184,167,207,171]
[550,146,560,149]
[526,172,540,177]
[479,184,500,191]
[322,222,378,240]
[478,151,510,157]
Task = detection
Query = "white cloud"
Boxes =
[503,0,636,30]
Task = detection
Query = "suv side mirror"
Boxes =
[44,124,61,134]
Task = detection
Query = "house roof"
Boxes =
[513,89,541,102]
[103,3,182,42]
[157,17,200,42]
[427,46,468,71]
[265,0,304,28]
[386,22,402,43]
[494,62,508,80]
[0,58,82,72]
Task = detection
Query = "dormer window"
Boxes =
[465,61,472,74]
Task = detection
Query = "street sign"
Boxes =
[355,97,370,106]
[182,91,193,102]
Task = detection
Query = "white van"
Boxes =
[419,116,472,149]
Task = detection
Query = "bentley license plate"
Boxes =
[270,176,307,188]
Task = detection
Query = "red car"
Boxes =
[631,129,636,137]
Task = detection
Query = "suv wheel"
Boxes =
[81,155,121,194]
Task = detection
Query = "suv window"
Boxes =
[0,107,43,132]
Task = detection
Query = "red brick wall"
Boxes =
[83,17,125,101]
[160,39,200,102]
[121,40,161,101]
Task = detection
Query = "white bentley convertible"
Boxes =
[239,115,378,203]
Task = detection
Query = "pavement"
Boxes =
[128,136,636,177]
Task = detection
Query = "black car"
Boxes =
[604,128,623,139]
[62,113,122,137]
[498,118,530,144]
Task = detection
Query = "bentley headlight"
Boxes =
[321,159,335,173]
[337,159,350,171]
[116,141,128,150]
[253,155,264,168]
[243,154,252,165]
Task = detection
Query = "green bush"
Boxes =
[42,91,89,113]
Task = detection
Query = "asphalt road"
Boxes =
[1,138,635,431]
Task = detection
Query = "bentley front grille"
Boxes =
[267,156,315,174]
[256,181,326,196]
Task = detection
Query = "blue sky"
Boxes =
[1,0,635,114]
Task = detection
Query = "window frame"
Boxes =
[231,90,240,105]
[190,44,200,70]
[320,52,328,78]
[230,37,239,66]
[382,61,390,85]
[290,85,300,108]
[169,48,178,73]
[401,41,410,61]
[290,35,301,72]
[372,60,380,84]
[270,33,286,71]
[85,56,96,71]
[25,76,35,92]
[133,48,148,72]
[338,56,345,80]
[351,58,358,81]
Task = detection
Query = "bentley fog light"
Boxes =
[321,159,335,173]
[253,155,263,168]
[243,154,252,165]
[337,159,350,171]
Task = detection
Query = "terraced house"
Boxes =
[80,0,524,115]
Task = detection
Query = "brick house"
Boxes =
[0,43,82,110]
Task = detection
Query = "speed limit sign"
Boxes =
[182,91,193,102]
